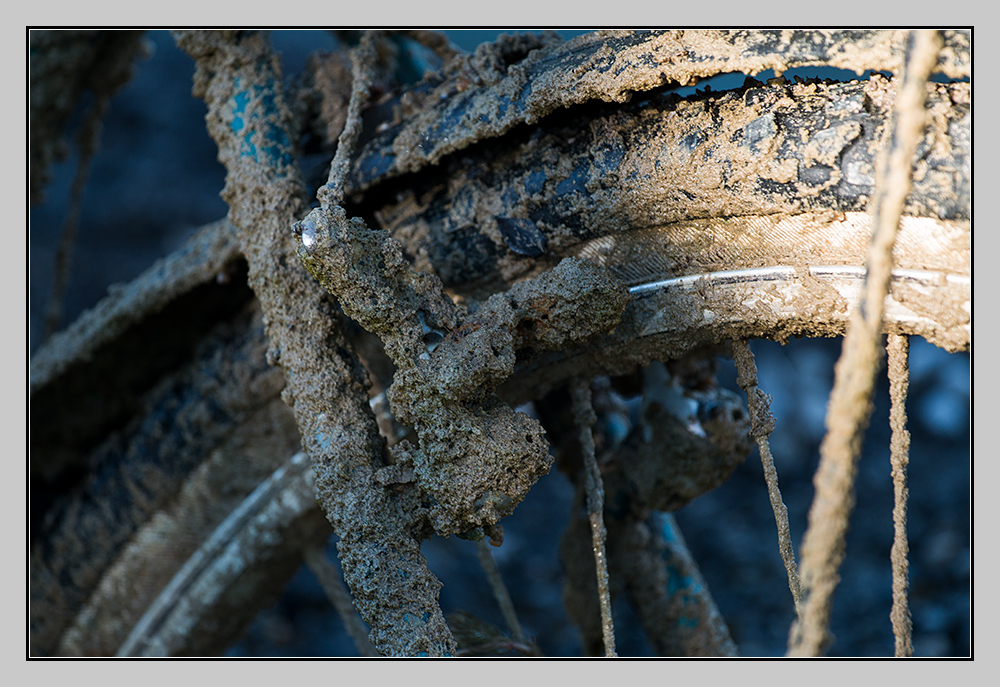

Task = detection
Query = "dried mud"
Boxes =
[297,200,628,538]
[372,77,969,297]
[346,30,970,190]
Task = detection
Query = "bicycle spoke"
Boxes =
[887,333,914,656]
[29,29,970,658]
[570,377,617,657]
[733,340,803,616]
[303,544,378,657]
[475,539,528,647]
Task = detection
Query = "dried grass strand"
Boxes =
[320,31,379,207]
[44,96,107,340]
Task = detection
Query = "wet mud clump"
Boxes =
[296,205,629,538]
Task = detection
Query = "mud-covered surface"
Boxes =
[369,77,969,296]
[117,452,331,657]
[218,336,968,658]
[29,221,253,484]
[344,30,970,192]
[299,194,628,538]
[30,305,295,655]
[57,398,304,657]
[174,29,459,655]
[29,30,970,657]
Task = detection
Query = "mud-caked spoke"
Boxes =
[733,340,803,615]
[887,333,914,656]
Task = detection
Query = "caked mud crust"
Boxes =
[297,202,629,538]
[500,258,970,405]
[371,77,969,295]
[346,30,970,191]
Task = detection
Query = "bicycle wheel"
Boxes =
[29,29,970,657]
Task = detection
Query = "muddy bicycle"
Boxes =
[29,29,970,657]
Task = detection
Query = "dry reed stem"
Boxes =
[732,340,802,615]
[475,540,527,645]
[887,333,913,656]
[303,545,379,657]
[570,377,617,657]
[788,30,941,657]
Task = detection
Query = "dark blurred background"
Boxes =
[28,30,970,657]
